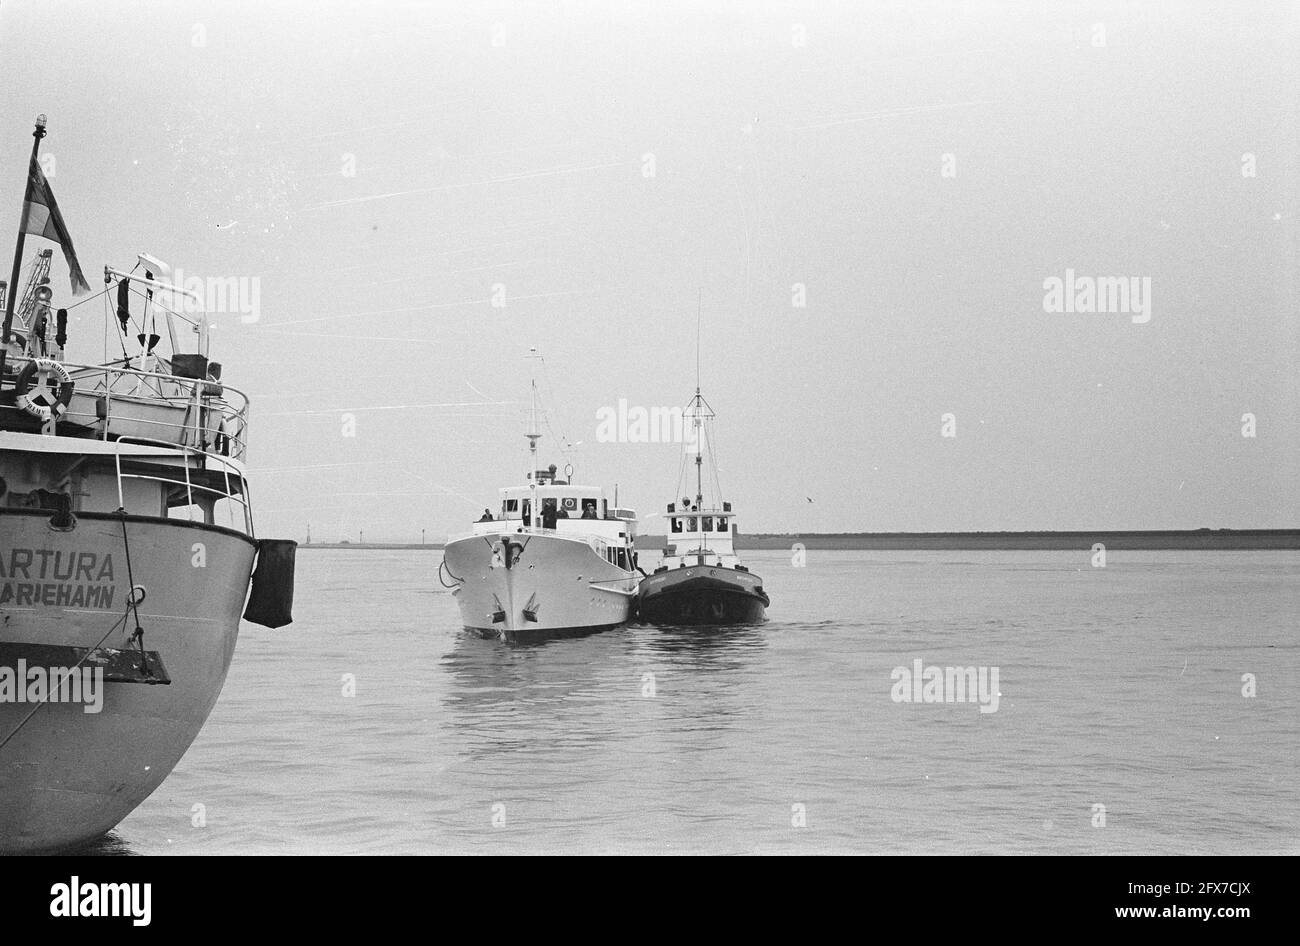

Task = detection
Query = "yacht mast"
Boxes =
[526,378,540,460]
[526,378,540,529]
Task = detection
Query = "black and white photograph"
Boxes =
[0,0,1295,902]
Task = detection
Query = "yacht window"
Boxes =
[670,517,682,533]
[505,499,519,513]
[615,548,628,569]
[581,498,598,519]
[701,516,713,532]
[717,517,728,532]
[686,517,697,531]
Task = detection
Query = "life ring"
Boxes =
[15,358,74,422]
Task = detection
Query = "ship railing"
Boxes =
[667,505,733,516]
[112,436,255,537]
[2,353,251,461]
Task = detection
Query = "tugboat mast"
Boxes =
[694,387,704,508]
[689,295,717,562]
[694,291,702,508]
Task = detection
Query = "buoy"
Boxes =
[15,357,73,422]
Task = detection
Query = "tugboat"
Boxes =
[636,387,768,625]
[441,372,641,639]
[0,115,296,853]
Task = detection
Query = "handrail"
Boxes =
[2,353,251,461]
[54,405,250,459]
[118,470,228,499]
[110,437,254,536]
[115,434,250,479]
[33,355,251,409]
[182,449,194,509]
[113,449,125,510]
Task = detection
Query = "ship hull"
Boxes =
[0,510,255,853]
[443,531,638,638]
[637,564,769,626]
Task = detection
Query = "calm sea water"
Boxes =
[93,549,1297,855]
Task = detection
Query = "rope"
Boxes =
[0,602,131,754]
[117,508,151,676]
[106,289,128,361]
[534,351,582,466]
[706,415,723,505]
[0,505,152,754]
[438,558,462,588]
[59,284,112,312]
[123,282,200,329]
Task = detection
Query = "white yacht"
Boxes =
[441,381,640,639]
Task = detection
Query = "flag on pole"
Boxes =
[21,156,89,294]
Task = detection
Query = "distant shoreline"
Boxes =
[732,530,1300,550]
[301,543,448,550]
[299,529,1300,552]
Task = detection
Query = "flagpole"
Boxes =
[1,114,47,358]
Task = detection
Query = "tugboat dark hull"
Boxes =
[637,564,768,626]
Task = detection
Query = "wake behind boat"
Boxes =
[442,375,641,639]
[0,115,295,853]
[636,387,769,625]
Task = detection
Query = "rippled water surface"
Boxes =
[95,549,1298,854]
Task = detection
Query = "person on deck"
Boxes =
[478,509,493,522]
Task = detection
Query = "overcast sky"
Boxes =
[2,0,1296,540]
